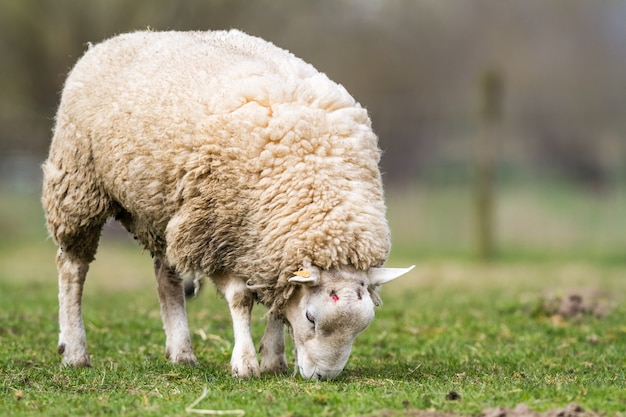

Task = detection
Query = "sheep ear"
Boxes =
[288,267,320,286]
[368,265,415,288]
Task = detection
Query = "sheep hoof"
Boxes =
[169,352,198,366]
[260,356,288,374]
[231,359,260,379]
[61,353,92,367]
[58,341,91,366]
[165,343,197,365]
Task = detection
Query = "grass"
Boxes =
[1,186,625,416]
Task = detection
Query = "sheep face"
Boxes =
[286,264,413,380]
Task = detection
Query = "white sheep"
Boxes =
[42,29,413,380]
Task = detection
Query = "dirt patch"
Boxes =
[480,403,602,417]
[363,403,602,417]
[541,288,615,319]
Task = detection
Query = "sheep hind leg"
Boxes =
[154,258,197,365]
[55,222,104,367]
[56,248,93,367]
[212,273,260,378]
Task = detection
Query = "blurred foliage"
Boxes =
[1,0,625,188]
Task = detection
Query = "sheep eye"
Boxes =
[306,311,315,326]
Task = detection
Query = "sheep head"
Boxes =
[285,263,414,380]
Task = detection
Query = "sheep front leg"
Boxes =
[154,258,197,365]
[259,313,288,373]
[56,249,91,366]
[212,274,260,378]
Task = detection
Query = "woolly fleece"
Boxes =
[42,30,391,315]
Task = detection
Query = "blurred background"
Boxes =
[1,0,625,262]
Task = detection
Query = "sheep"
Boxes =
[42,29,414,380]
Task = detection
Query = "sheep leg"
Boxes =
[212,274,260,378]
[154,258,197,365]
[259,313,288,373]
[56,249,91,366]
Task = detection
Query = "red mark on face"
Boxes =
[331,291,339,302]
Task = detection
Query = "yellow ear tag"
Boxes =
[293,269,311,278]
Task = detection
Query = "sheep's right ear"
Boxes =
[288,266,320,286]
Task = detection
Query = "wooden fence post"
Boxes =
[475,69,503,260]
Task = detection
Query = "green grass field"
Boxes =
[1,186,624,416]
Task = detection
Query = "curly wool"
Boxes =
[42,30,391,315]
